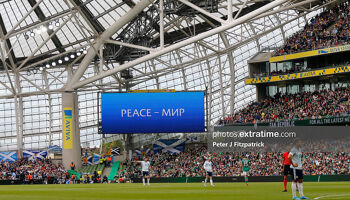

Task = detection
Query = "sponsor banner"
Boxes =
[270,44,350,62]
[0,151,17,162]
[226,116,350,127]
[245,65,350,85]
[210,126,350,152]
[63,107,73,149]
[308,116,350,126]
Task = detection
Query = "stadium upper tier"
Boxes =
[219,86,350,125]
[273,1,350,56]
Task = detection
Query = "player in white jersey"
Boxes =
[135,157,151,186]
[288,140,309,200]
[203,157,214,187]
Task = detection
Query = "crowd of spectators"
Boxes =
[219,86,350,125]
[1,148,349,182]
[275,1,350,56]
[0,159,67,183]
[0,158,111,184]
[80,171,108,184]
[121,146,350,178]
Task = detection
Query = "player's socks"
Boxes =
[292,182,297,198]
[210,179,214,186]
[244,177,248,186]
[147,178,150,186]
[284,179,288,191]
[297,182,304,197]
[142,178,145,186]
[204,179,207,186]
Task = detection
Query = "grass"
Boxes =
[0,182,350,200]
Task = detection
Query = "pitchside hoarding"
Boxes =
[101,92,205,134]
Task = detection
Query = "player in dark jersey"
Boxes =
[282,151,291,192]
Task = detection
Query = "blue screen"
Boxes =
[101,92,205,133]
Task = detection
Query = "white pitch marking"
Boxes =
[314,194,350,199]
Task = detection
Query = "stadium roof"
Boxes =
[0,0,337,150]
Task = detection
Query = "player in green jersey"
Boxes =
[241,155,250,186]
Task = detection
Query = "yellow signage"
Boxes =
[63,107,73,149]
[245,66,350,85]
[270,44,350,63]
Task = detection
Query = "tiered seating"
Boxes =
[122,146,350,177]
[274,2,350,56]
[219,86,350,124]
[76,164,105,174]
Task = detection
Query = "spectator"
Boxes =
[0,159,67,183]
[106,156,112,167]
[123,147,350,177]
[274,2,350,56]
[219,86,350,125]
[70,162,75,170]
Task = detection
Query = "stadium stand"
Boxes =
[219,86,350,125]
[274,1,350,56]
[122,146,350,178]
[0,159,67,183]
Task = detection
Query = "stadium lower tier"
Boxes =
[118,147,350,178]
[1,149,349,182]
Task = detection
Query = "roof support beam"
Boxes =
[70,0,105,33]
[178,0,226,24]
[105,39,155,52]
[69,0,289,90]
[5,10,72,39]
[93,2,125,20]
[17,14,75,70]
[5,0,44,38]
[27,0,65,53]
[0,14,16,68]
[65,0,154,90]
[199,14,236,114]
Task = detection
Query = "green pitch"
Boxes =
[0,182,350,200]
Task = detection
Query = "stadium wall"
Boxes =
[1,175,349,185]
[131,175,350,183]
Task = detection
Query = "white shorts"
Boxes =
[242,171,248,176]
